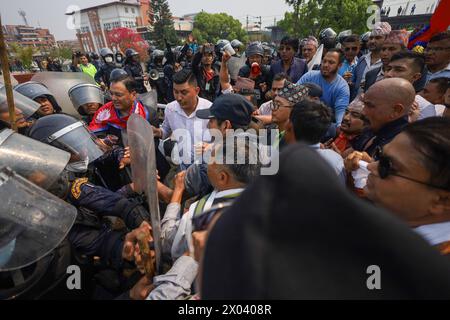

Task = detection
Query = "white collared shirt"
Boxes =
[361,52,382,80]
[415,95,436,120]
[160,97,212,162]
[414,221,450,246]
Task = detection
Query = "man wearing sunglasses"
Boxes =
[365,117,450,255]
[338,35,360,82]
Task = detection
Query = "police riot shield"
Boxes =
[0,129,70,189]
[68,83,105,115]
[228,55,246,82]
[137,90,158,112]
[0,167,77,271]
[32,72,98,119]
[0,85,40,119]
[127,114,162,273]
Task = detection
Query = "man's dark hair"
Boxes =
[303,82,323,98]
[273,73,291,83]
[111,76,137,93]
[216,118,249,131]
[429,31,450,43]
[173,69,198,87]
[326,48,345,64]
[218,136,262,184]
[402,117,450,191]
[429,77,449,94]
[342,35,360,44]
[390,50,425,73]
[280,36,300,53]
[290,100,332,144]
[79,53,90,60]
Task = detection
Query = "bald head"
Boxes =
[371,78,415,112]
[362,78,415,132]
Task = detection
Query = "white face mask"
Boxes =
[66,157,89,173]
[105,56,113,63]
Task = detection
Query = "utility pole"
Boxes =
[246,15,249,33]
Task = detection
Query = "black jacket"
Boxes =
[124,61,147,94]
[202,144,450,299]
[192,52,220,102]
[363,66,382,93]
[95,63,118,88]
[352,115,409,159]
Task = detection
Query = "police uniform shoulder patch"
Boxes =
[71,178,89,200]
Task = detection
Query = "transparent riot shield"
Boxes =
[0,168,77,271]
[32,72,98,119]
[0,129,70,189]
[127,114,162,273]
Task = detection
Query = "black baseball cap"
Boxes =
[196,94,254,127]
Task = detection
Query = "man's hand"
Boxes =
[129,275,154,300]
[222,51,231,63]
[122,221,152,261]
[408,100,420,123]
[192,231,208,263]
[119,146,131,170]
[152,126,162,139]
[173,170,187,192]
[344,151,372,172]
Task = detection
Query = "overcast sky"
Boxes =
[0,0,291,40]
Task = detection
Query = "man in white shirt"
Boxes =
[153,69,212,167]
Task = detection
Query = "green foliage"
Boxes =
[48,47,73,60]
[192,12,248,44]
[10,43,35,70]
[279,0,374,38]
[150,0,179,47]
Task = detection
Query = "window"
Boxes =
[131,8,135,14]
[125,7,129,13]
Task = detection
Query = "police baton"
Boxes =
[0,15,17,131]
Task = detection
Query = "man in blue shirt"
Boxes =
[338,35,360,79]
[297,49,350,126]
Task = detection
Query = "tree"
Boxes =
[192,12,248,45]
[48,47,73,60]
[279,0,374,38]
[107,27,149,59]
[10,43,35,70]
[150,0,178,47]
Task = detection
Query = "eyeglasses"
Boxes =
[344,47,359,52]
[424,46,450,53]
[271,101,293,111]
[191,202,233,232]
[376,148,446,190]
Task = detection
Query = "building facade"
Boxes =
[2,24,56,55]
[74,1,144,53]
[379,0,438,30]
